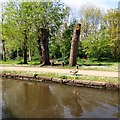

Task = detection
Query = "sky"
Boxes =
[62,0,119,22]
[63,0,119,11]
[0,0,119,11]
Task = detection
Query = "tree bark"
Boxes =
[2,40,6,61]
[40,28,50,65]
[28,48,32,62]
[69,23,81,66]
[16,49,19,58]
[37,37,42,64]
[23,30,27,64]
[37,28,50,65]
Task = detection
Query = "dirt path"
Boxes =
[0,66,118,77]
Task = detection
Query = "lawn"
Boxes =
[0,59,119,72]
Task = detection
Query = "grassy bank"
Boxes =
[0,60,119,72]
[1,70,118,84]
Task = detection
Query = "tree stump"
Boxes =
[69,23,81,66]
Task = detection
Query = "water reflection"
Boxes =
[0,80,2,119]
[2,79,119,118]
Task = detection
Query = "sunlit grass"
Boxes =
[0,60,18,64]
[0,60,118,72]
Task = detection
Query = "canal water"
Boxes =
[1,78,119,118]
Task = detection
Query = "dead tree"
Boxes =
[69,23,81,66]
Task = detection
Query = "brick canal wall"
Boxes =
[0,73,119,90]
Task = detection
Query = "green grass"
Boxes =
[58,62,118,72]
[0,59,118,72]
[1,70,119,84]
[28,61,40,65]
[0,60,40,66]
[0,60,19,64]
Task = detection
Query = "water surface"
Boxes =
[1,78,119,118]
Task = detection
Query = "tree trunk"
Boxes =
[23,45,27,64]
[37,37,42,64]
[40,28,50,65]
[16,49,19,58]
[23,30,27,64]
[2,40,6,61]
[28,47,32,62]
[69,23,81,66]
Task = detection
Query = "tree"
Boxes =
[79,5,102,40]
[27,2,68,65]
[82,28,111,60]
[2,2,31,64]
[59,20,76,63]
[2,40,6,61]
[103,9,120,61]
[69,23,81,66]
[2,1,67,65]
[79,7,120,61]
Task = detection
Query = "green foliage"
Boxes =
[82,29,111,60]
[103,9,120,61]
[49,40,62,59]
[1,2,119,63]
[79,6,119,61]
[79,5,103,40]
[2,1,68,63]
[61,20,76,58]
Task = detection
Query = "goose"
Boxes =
[70,65,79,75]
[33,73,38,78]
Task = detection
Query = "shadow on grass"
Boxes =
[76,74,82,76]
[70,74,82,76]
[52,63,61,66]
[79,63,112,66]
[16,60,113,67]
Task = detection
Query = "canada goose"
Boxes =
[34,73,38,78]
[70,65,79,75]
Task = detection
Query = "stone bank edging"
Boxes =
[0,73,119,90]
